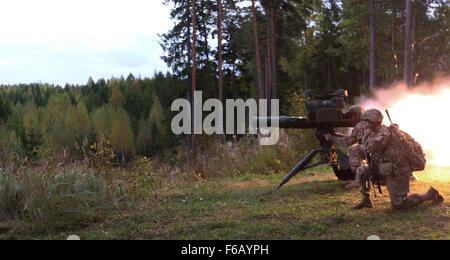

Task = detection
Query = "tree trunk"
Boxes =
[186,2,193,151]
[391,0,397,51]
[404,0,413,87]
[251,0,264,99]
[327,56,332,89]
[412,6,416,85]
[370,0,376,90]
[356,0,370,51]
[217,0,224,141]
[270,7,277,99]
[265,46,270,101]
[265,38,272,116]
[218,0,223,103]
[192,0,197,153]
[192,0,197,93]
[304,41,308,90]
[392,0,398,81]
[266,34,271,115]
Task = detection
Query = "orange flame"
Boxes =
[359,77,450,168]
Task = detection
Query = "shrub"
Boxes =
[172,134,297,179]
[0,165,124,231]
[120,157,163,198]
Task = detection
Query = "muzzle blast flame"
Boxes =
[359,78,450,170]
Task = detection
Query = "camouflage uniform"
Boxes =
[332,105,368,189]
[332,120,367,173]
[355,109,444,210]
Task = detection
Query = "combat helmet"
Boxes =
[361,108,384,124]
[348,105,365,118]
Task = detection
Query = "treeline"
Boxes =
[0,73,187,164]
[162,0,448,101]
[0,0,448,165]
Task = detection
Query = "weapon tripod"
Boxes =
[276,128,356,190]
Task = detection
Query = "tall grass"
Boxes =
[0,165,124,232]
[170,132,316,179]
[164,91,320,180]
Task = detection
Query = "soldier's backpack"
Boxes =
[388,124,426,171]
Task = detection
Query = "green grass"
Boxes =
[1,166,449,240]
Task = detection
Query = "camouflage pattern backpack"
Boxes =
[388,124,426,171]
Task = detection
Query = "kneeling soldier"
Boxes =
[354,109,444,209]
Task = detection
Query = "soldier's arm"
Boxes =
[332,133,357,147]
[332,125,360,147]
[365,127,392,153]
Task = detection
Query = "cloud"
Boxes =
[0,0,172,85]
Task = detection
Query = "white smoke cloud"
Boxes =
[357,77,450,167]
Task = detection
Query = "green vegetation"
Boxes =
[0,74,186,165]
[0,0,448,240]
[0,165,124,235]
[1,165,448,240]
[0,1,447,164]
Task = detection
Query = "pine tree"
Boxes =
[110,109,135,162]
[404,0,413,86]
[93,105,115,138]
[136,119,153,156]
[252,0,264,99]
[218,0,224,102]
[369,0,376,89]
[64,101,91,150]
[148,94,165,134]
[109,86,125,109]
[23,104,42,154]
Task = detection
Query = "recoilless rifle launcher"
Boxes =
[254,89,359,190]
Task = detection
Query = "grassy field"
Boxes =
[1,166,449,240]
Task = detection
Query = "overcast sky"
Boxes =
[0,0,173,86]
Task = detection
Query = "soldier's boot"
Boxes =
[353,195,373,209]
[413,187,444,205]
[397,188,443,210]
[421,187,444,204]
[420,187,440,201]
[433,195,444,204]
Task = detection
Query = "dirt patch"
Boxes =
[253,179,271,186]
[226,179,271,189]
